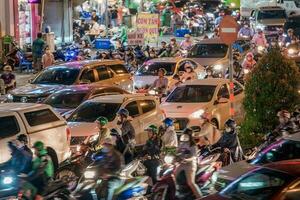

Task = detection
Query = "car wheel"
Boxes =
[211,119,219,129]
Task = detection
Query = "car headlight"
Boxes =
[213,64,223,71]
[288,48,296,55]
[191,109,205,119]
[164,155,174,164]
[84,170,96,179]
[3,176,13,185]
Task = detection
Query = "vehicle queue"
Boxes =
[1,4,300,200]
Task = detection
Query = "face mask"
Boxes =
[225,127,232,132]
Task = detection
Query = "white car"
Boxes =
[160,78,245,132]
[67,94,164,149]
[0,103,70,168]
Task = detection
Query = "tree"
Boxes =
[241,48,300,147]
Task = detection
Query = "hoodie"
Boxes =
[161,126,178,148]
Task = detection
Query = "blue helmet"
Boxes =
[163,118,173,127]
[117,108,129,117]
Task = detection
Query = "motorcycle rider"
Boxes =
[157,41,168,57]
[180,63,197,82]
[284,28,298,45]
[161,118,178,152]
[180,34,193,50]
[1,65,16,93]
[93,116,112,150]
[27,141,54,197]
[142,125,161,184]
[275,110,298,133]
[151,68,168,96]
[93,141,125,200]
[1,134,33,174]
[117,108,136,164]
[238,22,253,38]
[175,128,202,199]
[169,38,180,56]
[211,119,243,165]
[252,29,268,48]
[242,52,256,74]
[277,28,285,46]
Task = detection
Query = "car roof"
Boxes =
[195,38,226,45]
[88,94,153,103]
[263,159,300,177]
[0,103,48,112]
[48,59,124,69]
[182,78,230,86]
[146,57,182,63]
[283,131,300,142]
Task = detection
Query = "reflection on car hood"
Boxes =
[218,160,254,182]
[258,19,286,25]
[53,108,73,116]
[160,102,208,115]
[133,75,159,89]
[187,57,225,66]
[10,84,63,96]
[67,122,99,137]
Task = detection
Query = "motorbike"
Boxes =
[54,44,80,62]
[0,170,70,200]
[152,148,221,200]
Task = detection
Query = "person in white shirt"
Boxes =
[161,118,178,152]
[82,19,101,46]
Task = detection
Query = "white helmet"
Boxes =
[180,134,190,142]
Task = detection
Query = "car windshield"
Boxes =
[44,92,88,109]
[220,168,293,200]
[251,139,300,165]
[257,10,286,20]
[189,43,228,58]
[32,66,80,85]
[135,62,176,76]
[67,101,121,122]
[166,85,216,103]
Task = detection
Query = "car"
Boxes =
[250,6,287,38]
[8,60,133,103]
[133,57,205,91]
[43,85,129,116]
[187,38,248,76]
[215,132,300,191]
[201,160,300,200]
[0,103,70,169]
[160,78,245,133]
[67,94,164,150]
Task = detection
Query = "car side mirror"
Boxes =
[80,79,91,84]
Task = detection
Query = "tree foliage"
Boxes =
[241,48,300,146]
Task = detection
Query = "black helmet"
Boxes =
[17,134,28,145]
[224,119,236,129]
[117,108,129,118]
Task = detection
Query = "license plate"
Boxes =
[174,122,180,130]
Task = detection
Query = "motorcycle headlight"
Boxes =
[3,176,13,185]
[288,48,296,55]
[213,64,223,71]
[7,94,13,101]
[84,171,96,179]
[191,109,205,119]
[148,90,156,95]
[257,46,264,52]
[164,155,174,164]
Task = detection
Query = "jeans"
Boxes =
[33,56,42,72]
[143,158,160,184]
[175,159,202,199]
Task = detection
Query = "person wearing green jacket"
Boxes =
[161,7,171,27]
[119,23,128,45]
[27,141,54,195]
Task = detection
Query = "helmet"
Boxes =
[145,124,158,134]
[277,110,291,119]
[246,52,254,58]
[180,134,190,142]
[117,108,129,117]
[33,141,45,152]
[224,119,236,129]
[96,116,108,126]
[17,134,28,145]
[163,118,173,127]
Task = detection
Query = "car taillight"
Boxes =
[66,127,71,141]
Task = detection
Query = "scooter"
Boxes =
[0,170,70,200]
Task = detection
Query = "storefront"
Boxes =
[13,0,40,49]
